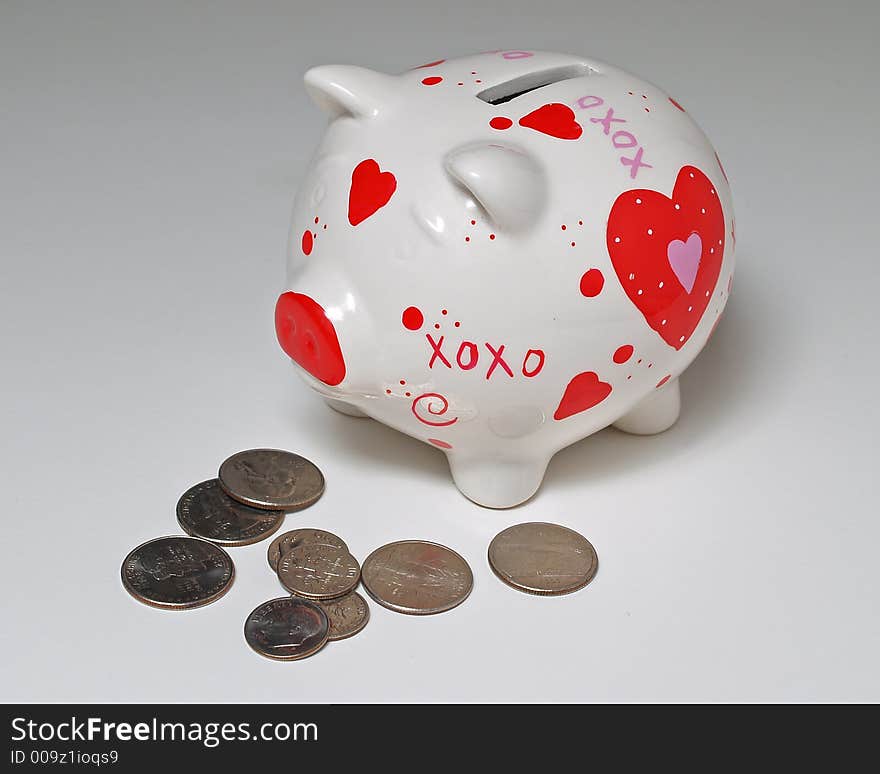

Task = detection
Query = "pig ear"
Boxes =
[304,65,397,119]
[444,143,547,231]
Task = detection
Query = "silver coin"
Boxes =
[278,543,360,600]
[218,448,324,511]
[361,540,473,615]
[176,479,284,547]
[267,528,348,572]
[319,592,370,641]
[488,522,598,595]
[244,597,329,660]
[121,535,234,610]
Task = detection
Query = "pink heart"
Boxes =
[667,232,702,293]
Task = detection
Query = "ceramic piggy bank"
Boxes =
[275,50,735,508]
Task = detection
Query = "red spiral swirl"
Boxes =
[411,392,459,427]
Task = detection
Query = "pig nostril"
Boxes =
[304,332,318,356]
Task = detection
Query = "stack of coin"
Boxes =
[121,448,326,610]
[246,527,370,660]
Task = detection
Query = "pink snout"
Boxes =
[275,291,346,386]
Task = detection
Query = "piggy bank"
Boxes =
[275,50,735,508]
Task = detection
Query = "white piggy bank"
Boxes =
[276,50,735,508]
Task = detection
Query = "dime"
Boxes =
[244,597,329,660]
[267,528,348,572]
[319,592,370,641]
[176,479,284,547]
[361,540,473,615]
[278,544,360,600]
[218,448,324,511]
[488,522,598,595]
[121,535,234,610]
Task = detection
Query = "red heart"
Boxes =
[606,165,725,350]
[348,159,397,226]
[519,103,582,140]
[553,371,612,421]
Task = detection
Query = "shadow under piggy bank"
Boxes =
[292,251,788,508]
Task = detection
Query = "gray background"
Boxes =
[2,0,878,702]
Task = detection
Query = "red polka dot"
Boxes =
[570,241,576,247]
[489,234,495,240]
[464,236,470,242]
[580,268,604,297]
[613,345,634,364]
[454,321,460,327]
[385,389,392,394]
[314,216,319,224]
[656,374,672,388]
[489,117,512,130]
[669,97,685,112]
[405,392,411,397]
[561,224,567,230]
[422,76,443,86]
[428,438,453,449]
[470,220,476,225]
[301,229,313,255]
[434,323,440,329]
[399,380,406,385]
[402,306,423,330]
[441,309,448,315]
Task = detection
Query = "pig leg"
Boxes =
[323,398,369,418]
[446,452,550,509]
[612,377,680,435]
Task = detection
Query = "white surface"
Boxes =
[1,0,878,702]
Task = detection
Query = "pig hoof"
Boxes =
[613,377,681,435]
[447,454,549,509]
[324,398,369,418]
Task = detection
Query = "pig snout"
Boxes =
[275,291,346,386]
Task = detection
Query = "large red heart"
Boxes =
[553,371,612,421]
[606,165,725,350]
[348,159,397,226]
[519,103,582,140]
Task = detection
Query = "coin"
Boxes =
[121,535,234,610]
[218,448,324,511]
[319,592,370,641]
[176,479,284,547]
[267,528,348,572]
[244,597,329,660]
[278,544,360,600]
[361,540,473,615]
[488,522,598,595]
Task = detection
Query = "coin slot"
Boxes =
[476,64,594,105]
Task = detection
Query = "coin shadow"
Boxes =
[541,252,797,494]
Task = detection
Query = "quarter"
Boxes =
[361,540,473,615]
[176,479,284,547]
[218,448,324,511]
[488,522,598,595]
[121,535,234,610]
